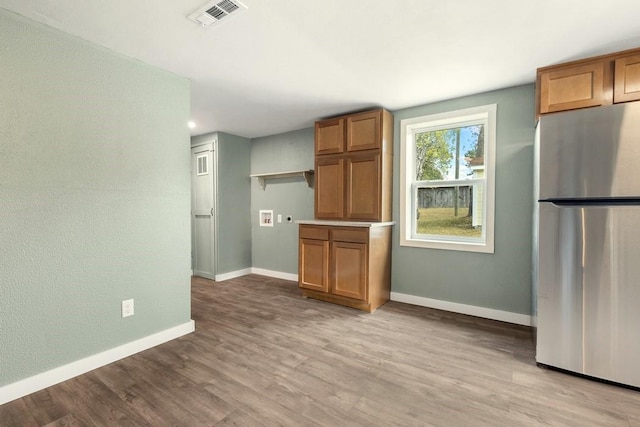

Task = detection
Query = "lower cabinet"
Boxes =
[332,240,367,300]
[298,224,392,312]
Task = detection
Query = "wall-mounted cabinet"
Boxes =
[538,60,608,114]
[614,54,640,103]
[346,110,381,152]
[315,157,344,219]
[314,109,393,222]
[536,47,640,117]
[315,118,344,155]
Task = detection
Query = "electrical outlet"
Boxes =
[122,299,134,318]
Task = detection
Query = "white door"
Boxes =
[191,144,215,279]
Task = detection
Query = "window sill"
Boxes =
[400,237,494,254]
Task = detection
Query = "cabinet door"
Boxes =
[299,238,329,292]
[331,241,367,301]
[315,156,344,219]
[316,118,344,155]
[539,61,606,114]
[346,110,380,152]
[614,54,640,103]
[346,152,381,220]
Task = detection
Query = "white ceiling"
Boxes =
[2,0,640,139]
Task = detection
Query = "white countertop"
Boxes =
[295,219,395,227]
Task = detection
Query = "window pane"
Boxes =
[415,124,484,181]
[415,184,483,238]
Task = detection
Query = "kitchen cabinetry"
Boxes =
[298,227,329,293]
[298,223,392,312]
[346,151,381,220]
[614,54,640,103]
[315,156,344,219]
[538,60,608,114]
[314,109,393,222]
[316,118,344,155]
[536,46,640,117]
[300,107,394,312]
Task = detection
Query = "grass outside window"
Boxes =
[416,207,482,238]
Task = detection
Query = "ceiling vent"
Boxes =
[188,0,247,28]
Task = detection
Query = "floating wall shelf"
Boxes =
[250,169,314,190]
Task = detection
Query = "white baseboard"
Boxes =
[215,268,252,282]
[390,292,531,326]
[213,267,297,282]
[251,268,298,282]
[0,320,195,405]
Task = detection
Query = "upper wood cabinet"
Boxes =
[536,47,640,117]
[314,108,393,222]
[538,61,608,114]
[315,156,344,219]
[614,54,640,103]
[346,110,380,152]
[315,118,344,155]
[346,152,381,220]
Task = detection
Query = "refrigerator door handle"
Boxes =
[540,198,640,207]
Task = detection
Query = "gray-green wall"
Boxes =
[0,10,192,386]
[391,85,536,315]
[251,128,314,274]
[245,86,535,318]
[217,132,252,274]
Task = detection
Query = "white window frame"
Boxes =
[399,104,496,253]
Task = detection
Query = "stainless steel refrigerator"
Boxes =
[535,102,640,388]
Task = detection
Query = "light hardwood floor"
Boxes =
[2,274,639,426]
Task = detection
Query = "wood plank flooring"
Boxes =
[2,274,640,426]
